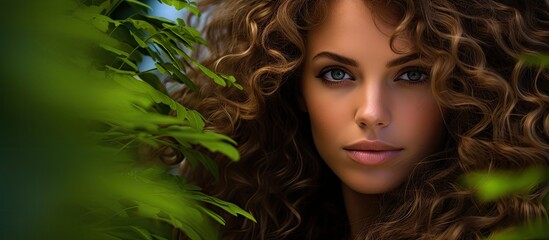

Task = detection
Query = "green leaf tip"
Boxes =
[463,167,548,202]
[521,53,549,68]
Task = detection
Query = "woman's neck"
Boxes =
[341,184,381,238]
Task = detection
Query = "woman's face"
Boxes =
[301,0,446,194]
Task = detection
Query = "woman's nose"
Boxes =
[354,82,391,129]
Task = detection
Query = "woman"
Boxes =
[172,0,549,239]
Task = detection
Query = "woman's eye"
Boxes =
[397,69,428,83]
[319,68,354,82]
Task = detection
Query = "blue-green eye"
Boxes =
[397,69,428,82]
[318,67,354,82]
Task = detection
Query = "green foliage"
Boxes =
[69,0,240,176]
[463,167,549,239]
[0,0,252,239]
[70,0,253,238]
[523,54,549,68]
[463,168,547,202]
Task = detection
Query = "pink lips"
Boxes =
[343,140,403,166]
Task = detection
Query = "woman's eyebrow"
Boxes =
[311,52,419,68]
[386,53,420,67]
[312,51,358,67]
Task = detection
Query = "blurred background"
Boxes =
[0,1,189,239]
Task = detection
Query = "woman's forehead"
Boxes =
[306,0,412,59]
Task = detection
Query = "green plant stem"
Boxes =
[106,0,125,17]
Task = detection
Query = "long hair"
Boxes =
[171,0,549,239]
[174,1,343,239]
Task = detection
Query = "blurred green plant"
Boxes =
[463,168,547,203]
[523,54,549,68]
[463,167,549,240]
[0,0,252,239]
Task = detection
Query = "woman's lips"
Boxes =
[343,140,403,165]
[344,149,403,166]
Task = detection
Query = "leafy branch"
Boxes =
[43,0,255,239]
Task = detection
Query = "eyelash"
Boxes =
[395,68,429,86]
[316,66,354,85]
[315,66,429,86]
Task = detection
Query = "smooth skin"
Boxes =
[300,0,446,235]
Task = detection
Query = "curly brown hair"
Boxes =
[171,0,549,239]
